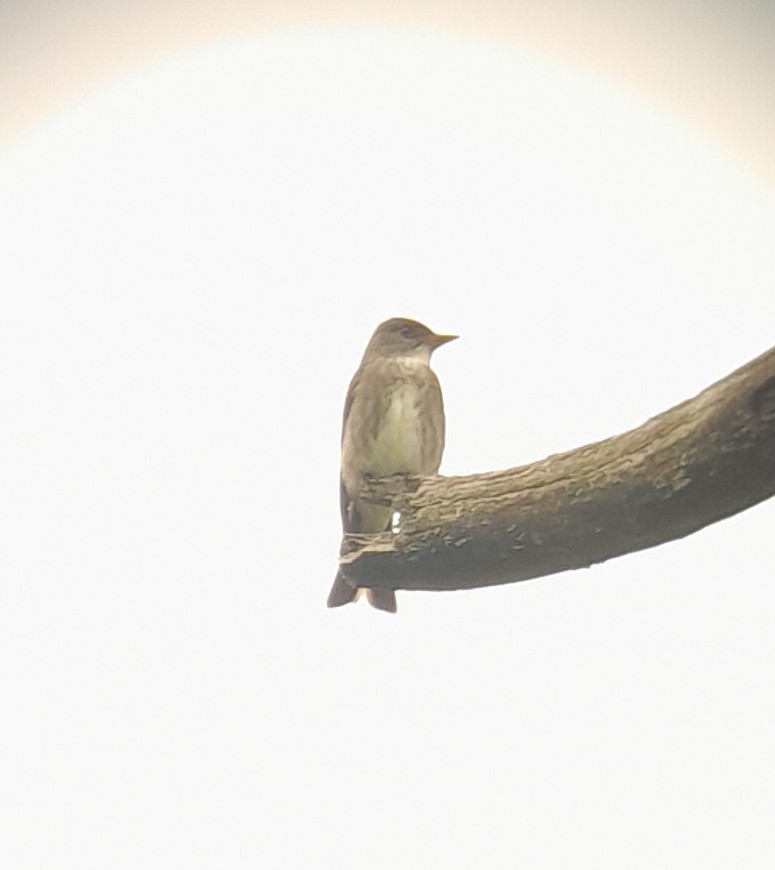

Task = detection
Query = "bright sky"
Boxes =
[1,18,774,870]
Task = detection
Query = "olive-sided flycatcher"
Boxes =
[327,317,457,613]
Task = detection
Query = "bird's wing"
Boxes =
[419,369,446,473]
[340,368,360,532]
[340,474,361,532]
[340,368,360,445]
[339,363,388,532]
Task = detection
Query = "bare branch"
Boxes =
[339,345,775,593]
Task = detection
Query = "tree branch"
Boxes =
[339,345,775,593]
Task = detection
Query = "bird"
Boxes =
[327,317,457,613]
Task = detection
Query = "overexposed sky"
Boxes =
[1,8,774,869]
[3,0,775,186]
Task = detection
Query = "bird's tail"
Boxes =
[327,570,397,613]
[366,587,397,613]
[327,570,359,608]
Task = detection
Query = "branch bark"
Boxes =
[338,345,775,593]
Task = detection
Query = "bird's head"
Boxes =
[365,317,458,363]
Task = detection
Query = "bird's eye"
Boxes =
[400,325,413,338]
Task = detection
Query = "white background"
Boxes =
[1,6,774,868]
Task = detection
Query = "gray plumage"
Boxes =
[328,317,457,613]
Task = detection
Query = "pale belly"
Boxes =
[342,386,425,532]
[340,358,445,534]
[341,383,433,499]
[365,386,425,475]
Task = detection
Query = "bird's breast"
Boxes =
[365,384,425,474]
[341,362,445,497]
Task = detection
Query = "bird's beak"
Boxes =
[429,332,459,349]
